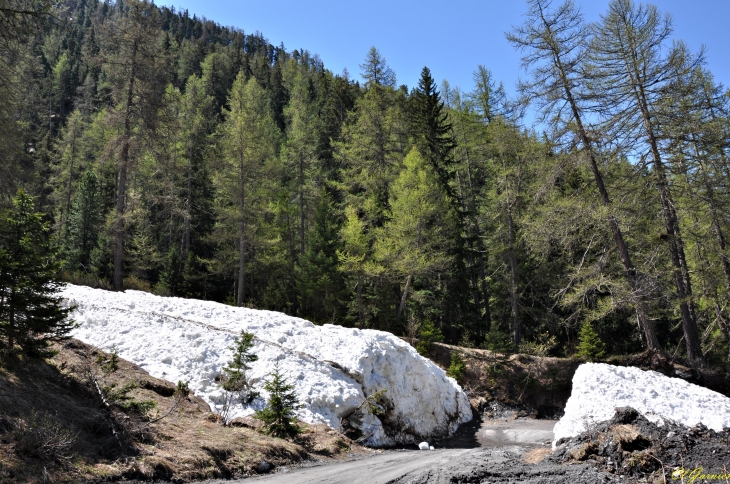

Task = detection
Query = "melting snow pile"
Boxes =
[553,363,730,448]
[62,284,471,447]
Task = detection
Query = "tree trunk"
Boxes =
[397,271,413,319]
[637,93,702,364]
[458,136,492,332]
[237,158,246,307]
[299,154,305,255]
[113,39,138,291]
[356,274,364,328]
[62,133,76,244]
[507,206,520,347]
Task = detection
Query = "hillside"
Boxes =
[0,339,361,483]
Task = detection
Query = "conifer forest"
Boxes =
[2,0,730,370]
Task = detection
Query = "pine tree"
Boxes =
[0,190,75,357]
[255,360,303,439]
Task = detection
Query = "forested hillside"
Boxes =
[1,0,729,369]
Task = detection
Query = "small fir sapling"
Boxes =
[255,360,303,439]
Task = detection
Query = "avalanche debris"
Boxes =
[62,284,471,447]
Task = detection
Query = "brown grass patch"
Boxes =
[0,339,364,483]
[522,447,551,464]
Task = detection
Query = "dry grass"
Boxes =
[0,339,364,483]
[522,447,552,464]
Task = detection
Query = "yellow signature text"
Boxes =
[672,468,730,483]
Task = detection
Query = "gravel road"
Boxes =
[201,419,625,484]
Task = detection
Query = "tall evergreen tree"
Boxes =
[215,73,278,306]
[102,0,168,290]
[506,0,661,352]
[410,67,458,206]
[0,190,74,356]
[64,170,102,273]
[296,190,343,323]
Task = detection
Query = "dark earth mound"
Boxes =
[552,407,730,482]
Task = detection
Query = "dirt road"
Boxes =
[211,419,624,483]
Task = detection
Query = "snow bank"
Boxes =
[553,363,730,448]
[62,284,471,446]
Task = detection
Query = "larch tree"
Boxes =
[215,74,279,306]
[282,71,320,256]
[588,0,704,365]
[101,0,168,291]
[375,148,450,319]
[506,0,662,352]
[359,46,396,88]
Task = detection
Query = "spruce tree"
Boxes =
[255,360,303,439]
[64,170,102,273]
[296,190,344,324]
[222,331,259,404]
[410,67,458,205]
[0,190,75,357]
[576,322,606,361]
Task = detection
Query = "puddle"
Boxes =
[439,418,554,448]
[477,419,555,447]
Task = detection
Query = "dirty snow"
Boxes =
[553,363,730,448]
[62,284,471,447]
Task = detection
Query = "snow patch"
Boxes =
[62,284,471,446]
[553,363,730,448]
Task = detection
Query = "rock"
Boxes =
[229,416,264,430]
[419,442,430,450]
[256,460,273,473]
[552,407,730,481]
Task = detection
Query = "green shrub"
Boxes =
[416,320,443,356]
[481,330,514,354]
[102,381,156,416]
[446,351,466,382]
[576,322,606,361]
[519,332,558,357]
[13,410,78,462]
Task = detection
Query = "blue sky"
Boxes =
[159,0,729,104]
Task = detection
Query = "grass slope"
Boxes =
[0,339,359,483]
